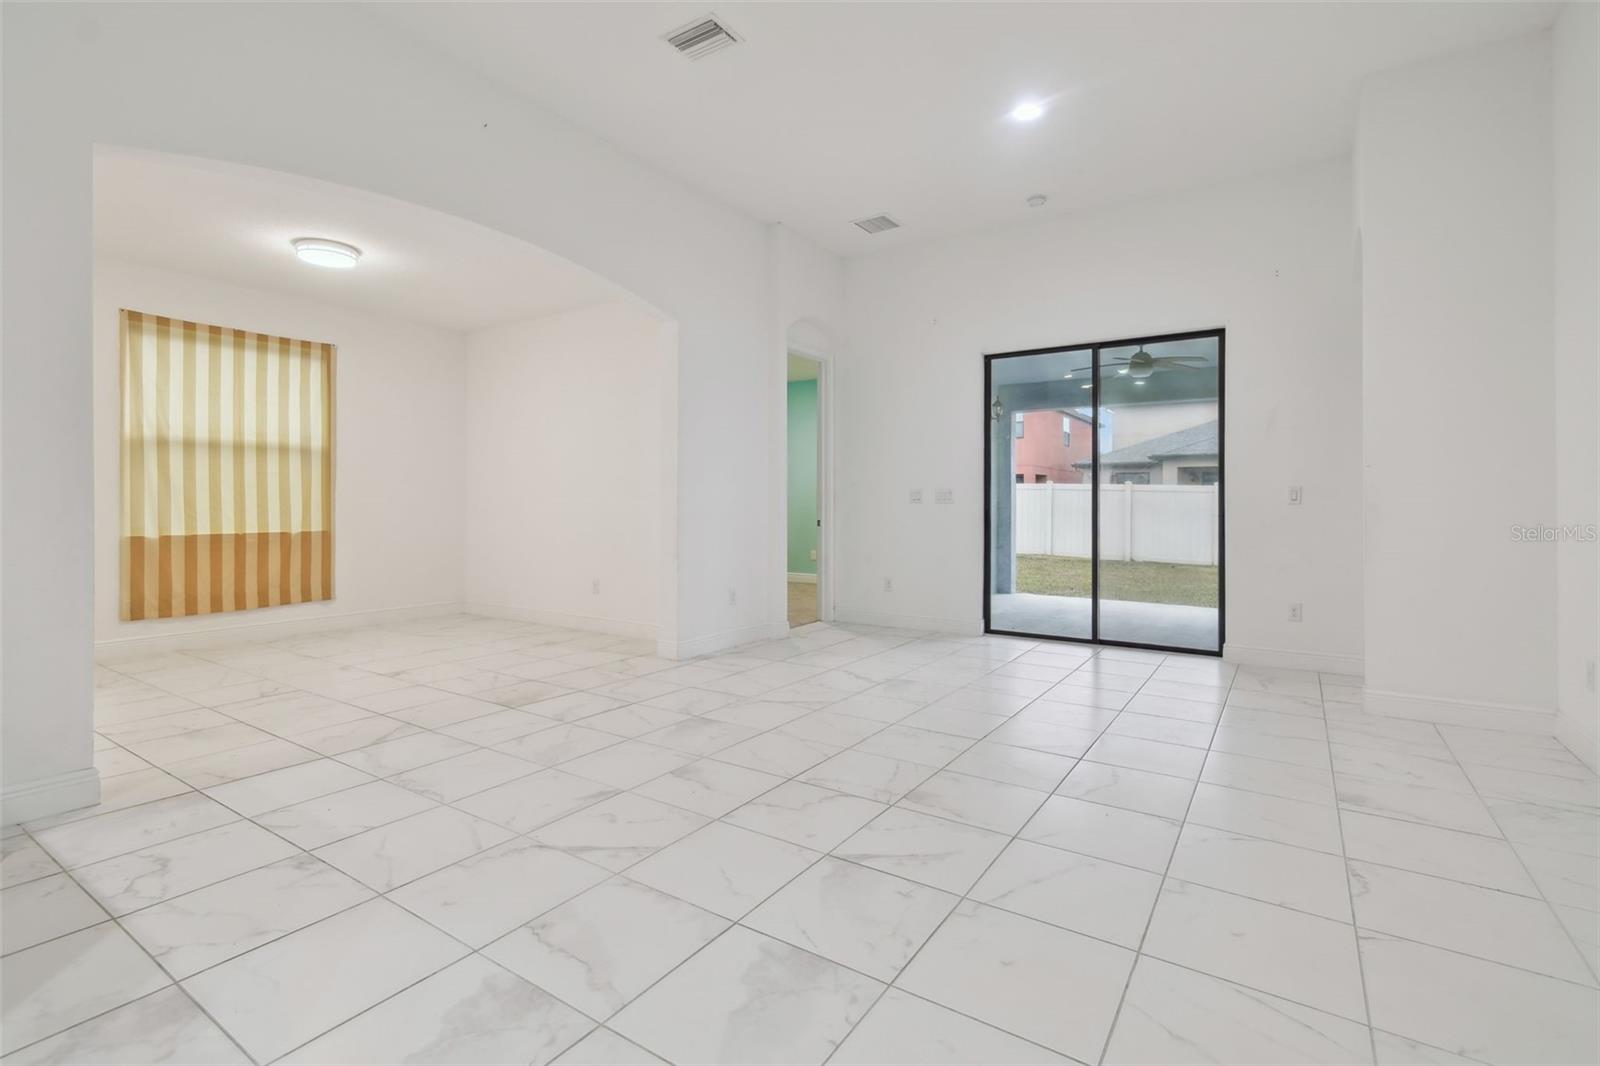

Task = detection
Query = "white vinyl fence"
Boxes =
[1014,483,1219,565]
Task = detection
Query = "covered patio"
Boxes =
[990,592,1219,651]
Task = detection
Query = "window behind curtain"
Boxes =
[120,309,335,620]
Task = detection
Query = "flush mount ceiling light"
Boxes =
[292,237,362,269]
[1009,100,1046,122]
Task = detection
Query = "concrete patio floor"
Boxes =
[990,592,1218,651]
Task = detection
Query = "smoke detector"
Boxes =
[663,15,741,60]
[852,214,902,235]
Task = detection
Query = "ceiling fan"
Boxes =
[1058,347,1211,382]
[1102,346,1211,378]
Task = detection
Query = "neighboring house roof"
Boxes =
[1074,420,1218,468]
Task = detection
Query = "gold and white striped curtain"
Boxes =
[120,309,335,620]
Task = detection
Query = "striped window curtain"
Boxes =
[120,309,335,620]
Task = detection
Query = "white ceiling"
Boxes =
[374,1,1558,256]
[95,149,628,332]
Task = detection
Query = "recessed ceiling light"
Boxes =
[1117,367,1129,375]
[1134,380,1147,386]
[292,237,362,269]
[1063,372,1073,379]
[1080,383,1092,390]
[1009,100,1045,122]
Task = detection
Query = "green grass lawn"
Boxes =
[1015,555,1219,608]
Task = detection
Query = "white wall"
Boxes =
[93,258,467,645]
[2,1,775,819]
[1357,34,1556,728]
[1553,3,1599,767]
[464,302,670,636]
[839,161,1363,669]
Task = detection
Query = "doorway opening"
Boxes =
[787,353,822,627]
[984,329,1224,654]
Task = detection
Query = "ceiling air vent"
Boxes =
[664,15,741,60]
[852,214,902,235]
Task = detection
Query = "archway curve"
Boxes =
[92,145,682,652]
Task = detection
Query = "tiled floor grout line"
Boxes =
[508,633,1093,1062]
[1431,723,1600,990]
[34,626,959,1062]
[21,619,1597,1064]
[17,847,268,1066]
[869,647,1167,1062]
[0,981,261,1066]
[816,638,1097,1065]
[23,792,1589,1056]
[1321,670,1382,1065]
[1092,656,1234,1066]
[54,658,1585,924]
[715,634,1134,1066]
[57,630,911,857]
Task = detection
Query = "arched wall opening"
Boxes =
[2,1,780,822]
[92,147,681,653]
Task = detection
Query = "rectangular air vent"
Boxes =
[852,214,902,235]
[664,15,740,60]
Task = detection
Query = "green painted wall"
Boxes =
[787,380,819,575]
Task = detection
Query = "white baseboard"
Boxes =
[786,572,818,585]
[3,767,102,827]
[1556,709,1599,773]
[94,602,462,653]
[659,621,788,661]
[1362,688,1559,736]
[1224,642,1364,676]
[465,602,657,642]
[832,606,984,636]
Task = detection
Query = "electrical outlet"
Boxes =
[591,579,601,595]
[727,588,737,607]
[809,549,817,561]
[1288,486,1302,505]
[883,577,893,593]
[909,489,923,504]
[935,489,953,504]
[1288,602,1302,623]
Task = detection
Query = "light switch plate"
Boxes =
[909,489,923,504]
[1288,486,1303,505]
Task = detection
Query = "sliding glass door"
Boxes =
[984,330,1223,654]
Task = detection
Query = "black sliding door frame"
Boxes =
[982,327,1226,657]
